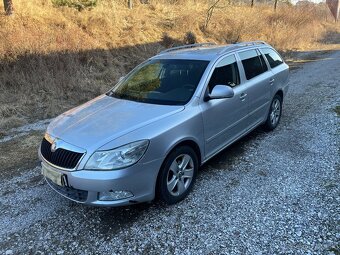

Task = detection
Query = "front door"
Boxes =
[200,54,249,159]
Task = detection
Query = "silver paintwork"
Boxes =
[39,42,289,206]
[208,85,234,100]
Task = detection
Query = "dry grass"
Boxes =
[0,0,339,131]
[0,131,43,178]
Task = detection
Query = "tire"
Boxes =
[264,94,282,131]
[156,146,198,205]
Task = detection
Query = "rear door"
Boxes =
[237,49,272,128]
[259,47,289,95]
[200,54,250,159]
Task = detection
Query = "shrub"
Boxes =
[52,0,97,11]
[184,31,197,45]
[161,33,180,48]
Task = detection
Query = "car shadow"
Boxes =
[64,125,268,237]
[199,125,268,174]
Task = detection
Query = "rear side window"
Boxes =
[208,55,240,93]
[239,50,267,80]
[261,48,284,68]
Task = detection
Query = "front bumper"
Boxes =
[41,157,164,207]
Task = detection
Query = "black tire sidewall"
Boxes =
[156,146,198,205]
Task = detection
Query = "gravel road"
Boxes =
[0,50,339,255]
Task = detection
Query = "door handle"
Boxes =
[240,93,247,101]
[269,78,275,85]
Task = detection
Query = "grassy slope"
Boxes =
[0,0,339,131]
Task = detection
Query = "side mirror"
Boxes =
[118,76,125,82]
[205,85,234,101]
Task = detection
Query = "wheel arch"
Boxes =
[275,89,283,100]
[169,139,202,166]
[155,138,202,201]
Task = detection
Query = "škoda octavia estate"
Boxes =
[39,41,289,206]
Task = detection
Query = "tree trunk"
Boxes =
[3,0,14,15]
[274,0,278,10]
[251,0,254,7]
[128,0,133,9]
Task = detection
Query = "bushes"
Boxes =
[52,0,97,11]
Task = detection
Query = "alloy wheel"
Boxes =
[166,154,194,196]
[270,98,281,126]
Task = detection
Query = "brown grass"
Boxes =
[0,0,339,131]
[0,131,43,178]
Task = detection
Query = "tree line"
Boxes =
[0,0,322,16]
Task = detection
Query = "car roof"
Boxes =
[152,41,272,61]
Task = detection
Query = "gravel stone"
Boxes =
[0,50,339,254]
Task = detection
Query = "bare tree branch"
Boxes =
[204,0,222,29]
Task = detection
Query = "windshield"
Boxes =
[107,59,209,105]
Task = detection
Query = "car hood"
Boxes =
[47,95,184,151]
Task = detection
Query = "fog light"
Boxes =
[98,191,133,201]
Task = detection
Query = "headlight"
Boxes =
[85,140,149,170]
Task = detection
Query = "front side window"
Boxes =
[239,50,267,80]
[261,48,284,68]
[108,59,209,105]
[208,55,240,93]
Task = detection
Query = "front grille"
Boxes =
[40,138,83,169]
[46,178,88,202]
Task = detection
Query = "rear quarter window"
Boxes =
[238,49,267,80]
[261,48,284,68]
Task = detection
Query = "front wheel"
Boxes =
[264,94,282,131]
[156,146,198,205]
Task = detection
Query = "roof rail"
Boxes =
[158,42,216,55]
[219,41,268,54]
[236,40,267,46]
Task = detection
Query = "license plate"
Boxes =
[41,163,67,187]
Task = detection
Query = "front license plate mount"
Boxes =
[42,164,69,187]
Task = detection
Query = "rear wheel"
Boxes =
[157,146,198,205]
[264,94,282,131]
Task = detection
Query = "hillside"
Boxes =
[0,0,339,132]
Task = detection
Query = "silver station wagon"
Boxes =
[39,41,289,206]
